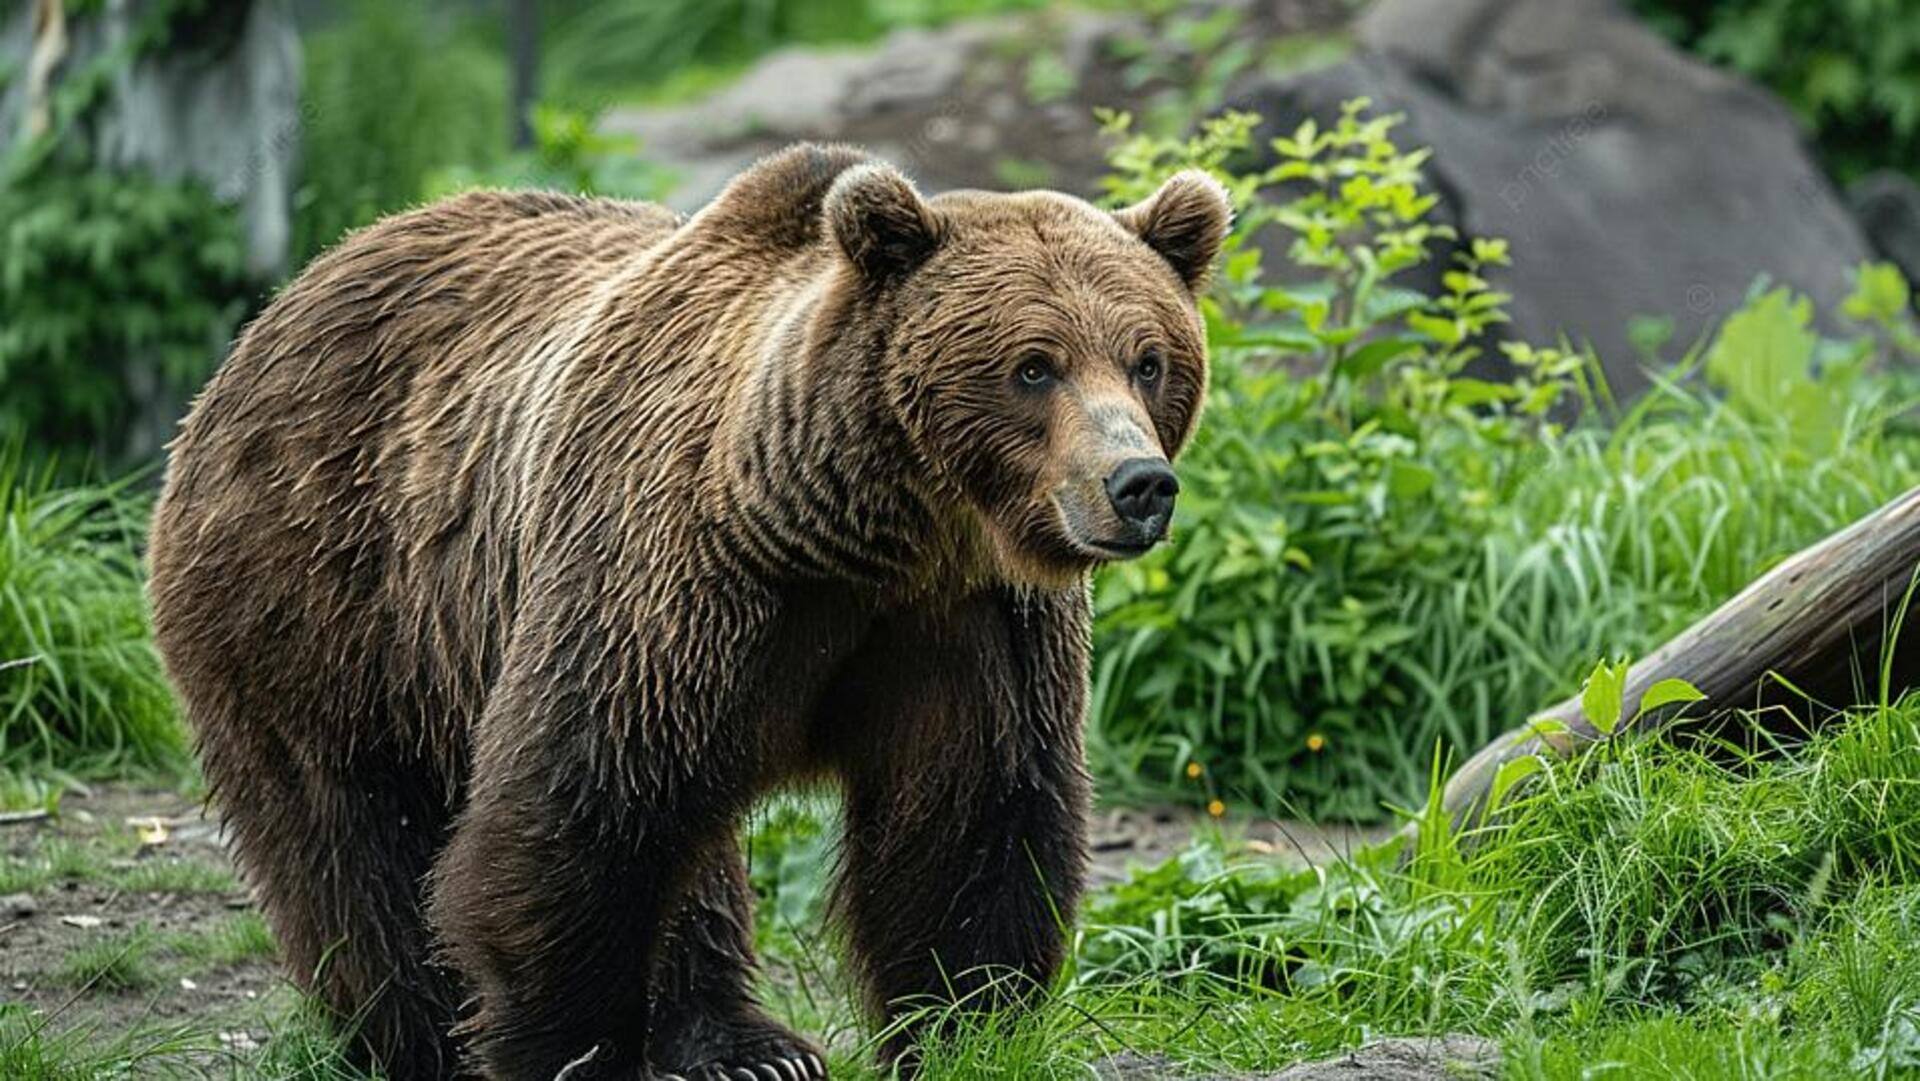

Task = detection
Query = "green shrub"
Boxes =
[1631,0,1920,182]
[0,449,182,776]
[294,0,508,262]
[1087,105,1920,819]
[0,170,250,462]
[0,1,253,464]
[424,104,676,203]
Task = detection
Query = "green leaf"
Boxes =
[1843,261,1912,325]
[1386,460,1435,499]
[1703,287,1817,416]
[1488,755,1546,812]
[1337,336,1422,380]
[1406,311,1461,345]
[1580,660,1629,735]
[1636,677,1706,719]
[1527,717,1573,741]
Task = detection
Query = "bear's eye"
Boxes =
[1135,350,1164,385]
[1016,355,1057,389]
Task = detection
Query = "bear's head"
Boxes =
[823,163,1232,586]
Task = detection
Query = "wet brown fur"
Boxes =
[147,145,1229,1080]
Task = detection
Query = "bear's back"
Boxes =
[151,191,686,745]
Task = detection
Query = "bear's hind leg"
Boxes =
[205,726,464,1079]
[648,836,826,1081]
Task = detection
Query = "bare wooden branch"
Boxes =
[1431,483,1920,827]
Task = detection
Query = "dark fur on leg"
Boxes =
[649,838,826,1081]
[828,586,1092,1069]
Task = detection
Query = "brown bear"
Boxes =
[147,144,1228,1080]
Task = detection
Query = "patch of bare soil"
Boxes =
[1087,805,1391,887]
[0,786,282,1045]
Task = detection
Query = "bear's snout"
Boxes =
[1103,457,1179,548]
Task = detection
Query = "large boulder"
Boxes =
[1850,170,1920,292]
[1230,0,1877,397]
[601,2,1348,213]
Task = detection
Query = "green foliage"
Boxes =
[540,0,1049,104]
[425,105,676,202]
[1089,105,1581,817]
[745,796,838,954]
[0,449,182,777]
[1632,0,1920,181]
[1088,105,1920,819]
[0,0,252,464]
[294,0,508,262]
[0,171,249,460]
[1077,697,1920,1076]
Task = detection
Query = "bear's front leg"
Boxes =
[429,629,750,1080]
[648,835,827,1081]
[830,585,1093,1070]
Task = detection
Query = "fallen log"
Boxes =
[1431,483,1920,828]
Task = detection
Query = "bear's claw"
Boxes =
[665,1051,823,1081]
[660,1055,820,1081]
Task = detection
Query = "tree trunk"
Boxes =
[1430,483,1920,827]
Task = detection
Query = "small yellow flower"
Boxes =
[1185,761,1204,779]
[1306,733,1327,753]
[1206,799,1226,818]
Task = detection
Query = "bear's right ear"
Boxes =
[824,163,941,282]
[1114,170,1234,293]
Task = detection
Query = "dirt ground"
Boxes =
[0,786,286,1049]
[0,785,1387,1060]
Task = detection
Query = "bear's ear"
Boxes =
[1114,170,1234,293]
[824,162,941,282]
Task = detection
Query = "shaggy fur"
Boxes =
[147,144,1229,1080]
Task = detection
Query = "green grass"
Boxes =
[0,447,183,780]
[53,914,275,991]
[0,995,367,1081]
[1060,697,1920,1077]
[5,700,1919,1078]
[0,827,236,896]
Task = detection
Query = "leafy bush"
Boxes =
[0,171,249,462]
[0,1,253,464]
[294,0,508,262]
[0,449,182,776]
[424,104,676,203]
[540,0,1050,104]
[1087,105,1920,819]
[1632,0,1920,182]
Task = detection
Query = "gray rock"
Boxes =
[1231,0,1876,397]
[601,2,1349,213]
[1089,1036,1499,1080]
[1850,170,1920,292]
[1264,1036,1499,1079]
[1,892,38,918]
[601,13,1128,213]
[0,0,303,278]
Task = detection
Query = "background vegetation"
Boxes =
[1632,0,1920,183]
[4,1,1919,1077]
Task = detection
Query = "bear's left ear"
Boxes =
[824,162,941,282]
[1114,170,1234,293]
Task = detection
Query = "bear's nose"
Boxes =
[1105,457,1179,534]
